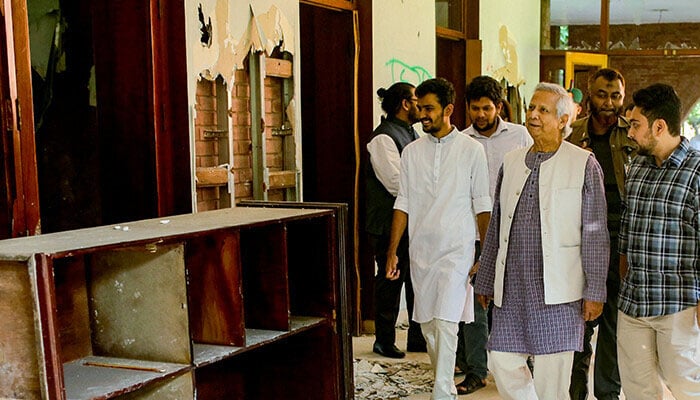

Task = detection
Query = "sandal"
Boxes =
[456,374,486,395]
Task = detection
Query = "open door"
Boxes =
[565,51,608,89]
[0,0,40,238]
[564,52,607,117]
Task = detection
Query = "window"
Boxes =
[436,0,463,33]
[544,0,601,50]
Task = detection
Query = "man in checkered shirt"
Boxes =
[619,83,700,398]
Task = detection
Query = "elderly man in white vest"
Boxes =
[473,82,609,400]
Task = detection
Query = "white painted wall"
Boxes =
[372,0,436,126]
[480,0,541,115]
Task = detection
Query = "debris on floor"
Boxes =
[354,358,434,399]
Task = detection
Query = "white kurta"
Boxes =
[394,128,491,324]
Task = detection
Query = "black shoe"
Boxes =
[373,342,405,359]
[406,342,427,352]
[456,374,486,395]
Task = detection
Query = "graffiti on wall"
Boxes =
[385,58,432,85]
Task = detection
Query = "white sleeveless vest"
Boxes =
[493,141,590,306]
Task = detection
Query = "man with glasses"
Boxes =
[366,82,425,358]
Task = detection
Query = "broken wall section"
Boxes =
[185,0,301,210]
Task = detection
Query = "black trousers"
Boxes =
[371,233,423,347]
[569,236,621,400]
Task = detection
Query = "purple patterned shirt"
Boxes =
[474,151,609,354]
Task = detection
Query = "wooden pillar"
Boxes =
[601,0,610,51]
[541,0,551,49]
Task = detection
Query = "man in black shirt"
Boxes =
[567,68,638,400]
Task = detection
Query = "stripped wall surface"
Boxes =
[185,1,301,209]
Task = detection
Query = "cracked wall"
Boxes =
[185,0,301,208]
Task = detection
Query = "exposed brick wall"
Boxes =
[610,56,700,118]
[194,66,289,208]
[194,79,220,211]
[231,70,254,202]
[264,76,286,201]
[544,23,700,118]
[568,23,700,51]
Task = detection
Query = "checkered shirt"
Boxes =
[618,137,700,318]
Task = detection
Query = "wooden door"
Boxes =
[0,0,189,236]
[92,0,190,225]
[299,2,358,335]
[437,36,467,129]
[0,0,40,239]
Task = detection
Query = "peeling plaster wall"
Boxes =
[480,0,540,114]
[372,0,435,127]
[184,0,301,205]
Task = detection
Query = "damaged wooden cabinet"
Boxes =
[0,206,351,399]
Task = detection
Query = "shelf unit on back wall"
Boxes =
[0,204,352,399]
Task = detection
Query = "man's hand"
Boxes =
[385,254,400,280]
[619,254,628,280]
[583,300,603,321]
[385,210,407,281]
[469,261,480,280]
[476,294,491,310]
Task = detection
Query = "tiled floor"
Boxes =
[352,312,676,399]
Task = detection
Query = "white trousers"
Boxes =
[420,318,459,400]
[617,307,700,400]
[488,350,573,400]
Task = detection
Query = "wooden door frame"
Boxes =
[300,0,354,11]
[0,0,41,238]
[0,0,191,238]
[150,0,191,218]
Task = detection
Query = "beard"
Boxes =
[591,103,622,127]
[474,118,497,133]
[632,129,657,156]
[636,146,651,156]
[421,119,441,134]
[421,110,445,134]
[408,108,421,124]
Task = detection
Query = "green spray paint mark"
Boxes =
[386,58,432,85]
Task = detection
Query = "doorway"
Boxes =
[437,36,467,128]
[24,0,190,233]
[299,4,355,205]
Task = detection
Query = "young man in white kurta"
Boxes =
[387,78,491,400]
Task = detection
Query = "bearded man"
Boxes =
[567,68,638,400]
[457,75,531,394]
[387,77,491,399]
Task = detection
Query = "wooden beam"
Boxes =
[10,0,40,236]
[265,58,293,78]
[466,39,482,84]
[267,170,296,189]
[541,0,551,49]
[466,0,479,40]
[299,0,354,12]
[601,0,610,52]
[196,167,228,187]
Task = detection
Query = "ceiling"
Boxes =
[551,0,700,25]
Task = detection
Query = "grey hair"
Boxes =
[533,82,574,138]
